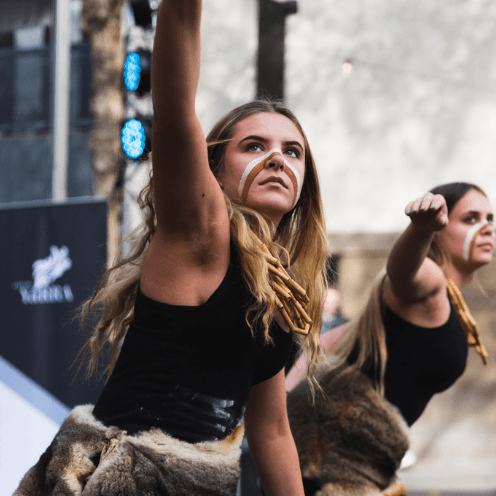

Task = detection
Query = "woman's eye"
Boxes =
[246,143,262,152]
[285,148,299,158]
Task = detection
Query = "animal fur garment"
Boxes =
[287,363,409,496]
[14,404,244,496]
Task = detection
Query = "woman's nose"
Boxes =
[265,153,285,170]
[481,222,495,236]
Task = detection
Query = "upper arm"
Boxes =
[386,256,446,305]
[383,257,449,328]
[244,369,290,442]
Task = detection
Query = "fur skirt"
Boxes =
[287,364,410,496]
[14,405,244,496]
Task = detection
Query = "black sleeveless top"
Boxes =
[93,249,293,443]
[382,297,468,425]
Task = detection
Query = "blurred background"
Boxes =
[1,0,495,494]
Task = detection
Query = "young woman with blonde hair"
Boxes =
[287,182,494,495]
[15,1,328,495]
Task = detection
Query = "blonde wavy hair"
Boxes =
[331,182,486,396]
[79,100,329,381]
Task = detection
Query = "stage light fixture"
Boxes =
[121,118,152,159]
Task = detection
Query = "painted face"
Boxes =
[218,112,306,224]
[238,148,302,207]
[463,220,490,262]
[437,189,495,270]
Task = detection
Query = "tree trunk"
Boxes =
[80,0,126,265]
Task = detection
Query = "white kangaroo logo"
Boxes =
[32,246,73,289]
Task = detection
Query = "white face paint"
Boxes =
[237,148,302,208]
[463,221,489,261]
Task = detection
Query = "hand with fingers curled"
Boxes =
[405,192,449,231]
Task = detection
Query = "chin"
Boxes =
[245,197,294,218]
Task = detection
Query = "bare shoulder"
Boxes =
[387,255,446,304]
[140,224,231,306]
[383,267,450,328]
[245,369,287,430]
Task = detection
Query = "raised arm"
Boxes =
[150,0,227,238]
[142,0,230,305]
[385,192,448,305]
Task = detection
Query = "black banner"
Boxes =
[0,198,107,407]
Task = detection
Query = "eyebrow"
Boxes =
[238,135,304,152]
[464,210,494,219]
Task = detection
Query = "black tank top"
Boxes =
[93,248,293,442]
[382,297,468,425]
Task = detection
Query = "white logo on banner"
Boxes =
[12,246,74,305]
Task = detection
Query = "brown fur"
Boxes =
[14,405,244,496]
[287,363,409,496]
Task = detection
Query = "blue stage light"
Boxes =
[123,50,151,96]
[124,52,142,92]
[121,119,146,159]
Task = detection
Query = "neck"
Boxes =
[269,218,279,238]
[444,265,473,289]
[261,210,282,236]
[248,215,279,242]
[259,213,280,239]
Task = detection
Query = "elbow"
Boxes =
[245,413,291,449]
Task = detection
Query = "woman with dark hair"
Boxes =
[14,1,328,495]
[287,182,493,495]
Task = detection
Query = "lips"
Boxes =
[477,242,495,250]
[259,176,288,189]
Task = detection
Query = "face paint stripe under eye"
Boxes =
[282,161,302,206]
[238,149,280,197]
[238,148,302,207]
[463,221,489,261]
[240,162,264,204]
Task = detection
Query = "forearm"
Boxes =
[386,192,449,302]
[150,0,223,226]
[245,370,304,495]
[152,0,202,118]
[247,430,304,496]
